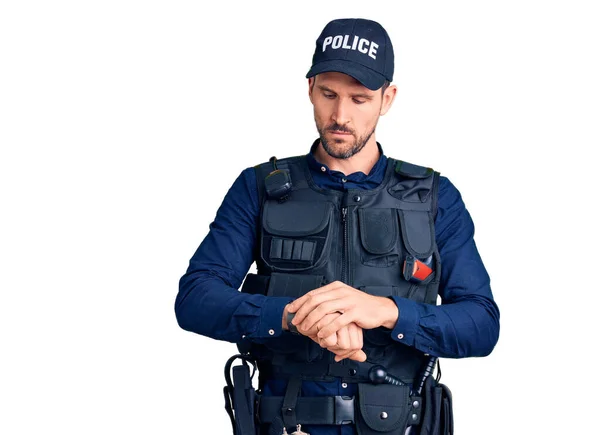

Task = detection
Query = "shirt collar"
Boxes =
[305,138,388,181]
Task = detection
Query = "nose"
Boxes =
[331,98,351,127]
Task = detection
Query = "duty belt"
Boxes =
[258,395,355,425]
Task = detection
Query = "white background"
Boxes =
[1,1,598,434]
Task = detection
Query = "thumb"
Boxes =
[349,350,367,362]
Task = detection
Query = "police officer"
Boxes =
[176,18,500,435]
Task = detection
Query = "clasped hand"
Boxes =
[283,281,398,362]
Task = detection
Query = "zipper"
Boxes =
[341,197,349,283]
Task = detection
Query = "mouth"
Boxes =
[329,130,352,136]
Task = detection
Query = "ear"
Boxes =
[380,84,397,116]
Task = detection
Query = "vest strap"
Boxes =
[281,376,302,428]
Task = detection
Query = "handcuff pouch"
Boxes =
[356,383,414,434]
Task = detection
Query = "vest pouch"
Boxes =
[397,209,435,261]
[261,200,334,271]
[397,209,439,306]
[358,208,400,267]
[356,383,414,435]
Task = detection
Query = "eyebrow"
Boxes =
[317,85,374,100]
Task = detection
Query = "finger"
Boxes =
[317,312,355,338]
[320,332,337,348]
[332,345,365,362]
[348,349,367,362]
[297,299,346,333]
[292,289,346,326]
[336,324,350,350]
[331,329,362,362]
[349,322,363,350]
[304,312,340,337]
[334,348,362,362]
[287,281,344,313]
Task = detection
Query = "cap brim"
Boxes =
[306,59,386,91]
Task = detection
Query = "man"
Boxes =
[176,18,500,435]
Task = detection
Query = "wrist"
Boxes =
[380,297,399,329]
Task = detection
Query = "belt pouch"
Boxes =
[356,383,412,435]
[439,383,453,435]
[419,377,454,435]
[232,364,258,435]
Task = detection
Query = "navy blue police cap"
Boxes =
[306,18,394,91]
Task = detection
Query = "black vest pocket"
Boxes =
[358,208,399,267]
[397,209,434,259]
[356,383,413,434]
[261,200,333,271]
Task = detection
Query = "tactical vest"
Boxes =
[240,154,441,387]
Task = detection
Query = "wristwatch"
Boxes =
[286,312,300,335]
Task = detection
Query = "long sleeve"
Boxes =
[390,176,500,358]
[175,168,291,343]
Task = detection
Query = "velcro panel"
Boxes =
[266,273,324,298]
[398,210,434,258]
[358,208,397,255]
[394,160,433,179]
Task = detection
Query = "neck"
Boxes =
[314,138,381,176]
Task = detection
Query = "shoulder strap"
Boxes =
[391,157,441,220]
[432,170,440,222]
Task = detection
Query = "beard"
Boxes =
[316,121,377,160]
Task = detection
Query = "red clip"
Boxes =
[403,256,433,283]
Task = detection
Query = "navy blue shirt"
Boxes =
[176,141,500,434]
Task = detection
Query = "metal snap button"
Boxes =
[268,329,275,336]
[380,411,388,419]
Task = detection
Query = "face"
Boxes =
[308,72,396,160]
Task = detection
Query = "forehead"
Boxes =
[314,72,375,94]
